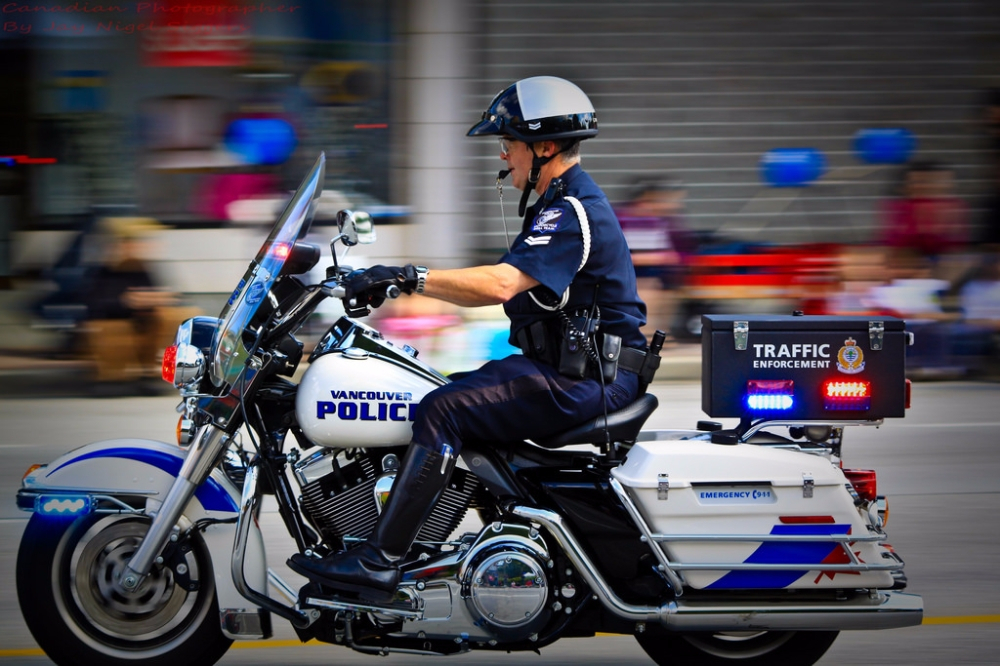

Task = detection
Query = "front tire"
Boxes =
[636,629,838,666]
[17,512,232,666]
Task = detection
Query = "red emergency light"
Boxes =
[161,344,178,384]
[823,380,871,411]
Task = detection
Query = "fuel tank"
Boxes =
[295,317,448,448]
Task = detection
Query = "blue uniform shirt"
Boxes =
[500,164,647,350]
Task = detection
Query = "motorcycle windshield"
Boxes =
[209,153,326,388]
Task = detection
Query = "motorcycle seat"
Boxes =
[532,393,659,449]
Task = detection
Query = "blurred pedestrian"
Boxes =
[878,160,968,260]
[81,217,181,388]
[616,177,692,342]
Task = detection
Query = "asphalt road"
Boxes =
[1,381,998,665]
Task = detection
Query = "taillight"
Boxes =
[162,344,178,384]
[905,378,912,409]
[843,468,878,503]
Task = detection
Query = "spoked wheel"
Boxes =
[17,513,232,666]
[636,629,839,666]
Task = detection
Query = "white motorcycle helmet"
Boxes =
[467,76,598,142]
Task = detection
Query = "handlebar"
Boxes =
[323,277,401,318]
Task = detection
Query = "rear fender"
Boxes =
[19,438,267,631]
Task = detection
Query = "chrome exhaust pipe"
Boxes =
[510,505,923,632]
[662,591,923,631]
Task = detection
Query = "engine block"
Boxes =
[296,449,481,545]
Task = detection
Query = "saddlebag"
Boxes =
[612,438,899,591]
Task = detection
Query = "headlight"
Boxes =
[162,317,218,389]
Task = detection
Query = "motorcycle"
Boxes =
[15,154,922,666]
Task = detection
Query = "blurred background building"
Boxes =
[2,0,1000,379]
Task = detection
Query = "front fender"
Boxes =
[21,438,239,513]
[18,438,268,636]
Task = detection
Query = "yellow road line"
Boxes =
[3,616,999,659]
[921,614,1000,626]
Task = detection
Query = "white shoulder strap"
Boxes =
[529,195,591,311]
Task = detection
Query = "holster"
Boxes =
[515,320,558,367]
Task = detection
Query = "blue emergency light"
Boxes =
[36,494,92,517]
[745,379,795,412]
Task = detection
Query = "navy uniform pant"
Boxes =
[410,355,640,455]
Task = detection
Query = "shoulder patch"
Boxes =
[531,208,564,234]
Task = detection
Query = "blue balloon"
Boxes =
[760,148,826,187]
[853,128,916,164]
[225,118,297,165]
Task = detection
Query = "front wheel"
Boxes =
[16,512,232,666]
[636,629,839,666]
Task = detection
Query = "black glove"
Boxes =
[343,264,419,301]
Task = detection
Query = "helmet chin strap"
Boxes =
[518,144,564,217]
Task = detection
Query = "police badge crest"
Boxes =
[836,337,865,374]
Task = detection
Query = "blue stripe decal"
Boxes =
[706,524,850,589]
[47,447,238,513]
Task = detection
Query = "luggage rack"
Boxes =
[738,418,884,442]
[695,418,886,458]
[608,477,901,596]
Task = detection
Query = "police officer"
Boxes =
[289,76,649,600]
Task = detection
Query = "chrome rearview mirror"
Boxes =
[335,210,377,247]
[353,211,376,245]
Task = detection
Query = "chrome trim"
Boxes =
[510,504,923,631]
[233,460,313,628]
[608,478,686,594]
[741,419,883,441]
[373,471,395,515]
[671,562,901,572]
[220,609,267,638]
[304,595,424,620]
[173,341,205,388]
[511,504,668,624]
[348,644,453,657]
[468,551,548,628]
[232,462,260,595]
[292,448,336,486]
[651,532,886,543]
[267,569,299,606]
[663,590,923,632]
[120,424,228,589]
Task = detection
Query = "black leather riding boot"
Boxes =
[288,444,455,599]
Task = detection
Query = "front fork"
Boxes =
[118,423,230,591]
